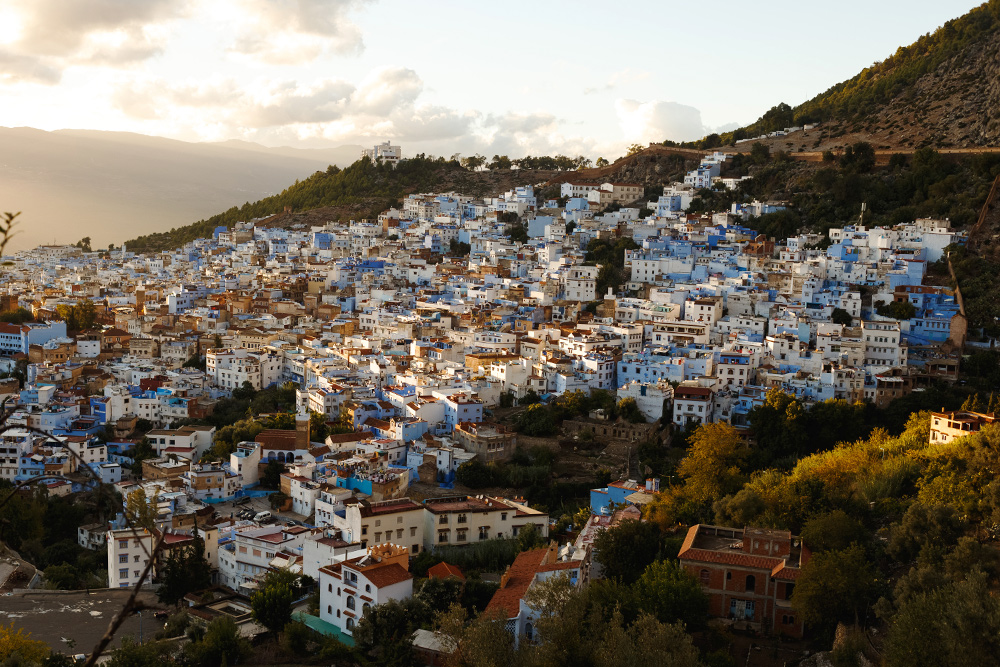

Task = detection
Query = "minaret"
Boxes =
[295,407,311,449]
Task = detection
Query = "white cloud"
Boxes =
[0,0,189,84]
[227,0,371,64]
[615,98,707,143]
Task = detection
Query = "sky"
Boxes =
[0,0,985,160]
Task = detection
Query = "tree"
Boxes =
[594,611,700,667]
[800,510,868,552]
[516,522,545,552]
[75,236,92,252]
[251,569,295,634]
[626,144,644,156]
[158,535,213,604]
[617,397,645,423]
[676,423,749,503]
[750,142,770,165]
[184,616,251,667]
[514,404,558,437]
[592,519,663,585]
[633,560,708,630]
[888,503,966,563]
[352,597,428,666]
[124,487,159,530]
[507,222,528,244]
[884,570,1000,667]
[0,622,50,664]
[596,157,609,167]
[792,544,877,628]
[261,460,284,489]
[831,307,853,326]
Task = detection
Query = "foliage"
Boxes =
[592,519,664,585]
[633,560,708,630]
[353,597,427,666]
[55,299,97,331]
[792,544,878,629]
[800,510,868,552]
[261,460,284,489]
[0,622,49,665]
[125,156,471,252]
[884,570,1000,667]
[183,616,251,667]
[124,487,159,530]
[583,237,640,296]
[676,422,749,504]
[831,307,853,326]
[0,308,35,324]
[250,569,296,633]
[876,300,918,320]
[157,536,213,604]
[106,636,176,667]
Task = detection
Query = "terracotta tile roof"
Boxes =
[485,548,547,619]
[427,562,465,581]
[363,562,412,589]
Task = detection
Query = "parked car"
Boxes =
[234,496,251,506]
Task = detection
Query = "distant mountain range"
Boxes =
[0,127,361,252]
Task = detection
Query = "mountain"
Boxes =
[123,156,561,253]
[0,127,359,253]
[715,1,1000,152]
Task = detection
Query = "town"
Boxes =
[0,143,988,666]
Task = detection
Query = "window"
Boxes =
[410,527,417,537]
[439,515,448,525]
[457,514,467,524]
[501,513,507,521]
[375,520,381,527]
[397,516,403,524]
[438,530,448,543]
[134,555,140,563]
[328,583,332,592]
[374,532,381,542]
[119,555,128,564]
[365,584,371,593]
[745,575,755,593]
[361,526,367,536]
[700,569,709,585]
[396,529,403,539]
[346,617,355,630]
[119,568,128,579]
[327,605,332,614]
[346,596,356,610]
[118,540,128,549]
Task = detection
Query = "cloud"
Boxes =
[0,49,61,84]
[108,67,606,158]
[228,0,371,64]
[0,0,189,84]
[351,67,422,115]
[584,68,650,95]
[615,98,707,143]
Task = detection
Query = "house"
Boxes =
[673,384,713,427]
[107,527,154,588]
[678,524,809,638]
[929,410,997,444]
[485,545,583,645]
[422,496,548,548]
[318,543,413,637]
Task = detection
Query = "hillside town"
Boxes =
[0,148,980,659]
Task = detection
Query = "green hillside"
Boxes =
[124,155,461,253]
[717,1,1000,144]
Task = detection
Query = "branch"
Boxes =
[83,529,166,667]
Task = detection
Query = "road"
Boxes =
[0,589,164,654]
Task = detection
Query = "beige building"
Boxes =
[423,496,548,548]
[929,410,997,444]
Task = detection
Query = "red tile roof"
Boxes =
[363,563,412,589]
[485,548,547,619]
[427,562,465,581]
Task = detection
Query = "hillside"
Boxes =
[123,156,561,253]
[716,1,1000,151]
[0,128,360,253]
